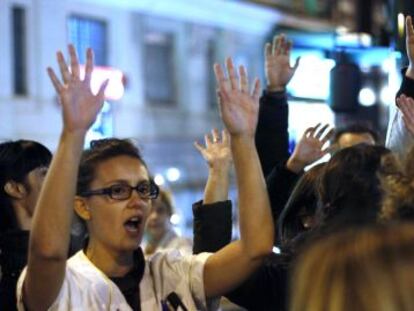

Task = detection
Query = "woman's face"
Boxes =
[23,166,49,215]
[145,196,171,242]
[84,155,152,253]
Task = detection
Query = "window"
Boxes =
[68,16,111,145]
[68,16,107,66]
[12,6,27,95]
[207,39,217,109]
[144,32,175,105]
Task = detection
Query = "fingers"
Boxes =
[193,141,205,153]
[398,95,414,123]
[226,58,238,90]
[214,63,231,97]
[320,128,335,145]
[84,48,94,84]
[304,123,321,138]
[293,57,301,71]
[97,79,109,101]
[204,133,213,147]
[211,128,220,143]
[68,44,80,79]
[239,65,249,93]
[251,78,261,100]
[303,123,333,143]
[265,42,272,58]
[315,124,329,139]
[407,16,414,38]
[282,40,292,56]
[47,67,63,93]
[57,51,71,84]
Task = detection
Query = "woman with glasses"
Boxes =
[16,46,273,310]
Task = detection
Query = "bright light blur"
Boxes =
[380,86,393,105]
[79,65,125,100]
[166,167,181,182]
[154,174,165,186]
[170,214,181,225]
[398,13,405,38]
[288,53,335,100]
[359,87,376,107]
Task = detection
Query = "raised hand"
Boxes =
[214,58,260,138]
[47,45,108,133]
[194,129,232,169]
[265,34,300,92]
[397,94,414,136]
[286,123,334,173]
[406,16,414,79]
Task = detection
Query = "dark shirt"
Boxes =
[109,248,145,311]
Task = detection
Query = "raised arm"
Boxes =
[256,34,300,176]
[192,129,233,254]
[386,16,414,157]
[203,58,273,298]
[23,46,107,310]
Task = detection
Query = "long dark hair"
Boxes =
[0,140,51,233]
[277,163,325,248]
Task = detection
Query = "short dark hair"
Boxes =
[77,138,147,195]
[333,124,379,144]
[0,140,52,233]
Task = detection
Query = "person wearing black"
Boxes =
[0,140,51,310]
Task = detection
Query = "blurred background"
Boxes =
[0,0,412,239]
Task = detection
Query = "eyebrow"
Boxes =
[101,179,150,187]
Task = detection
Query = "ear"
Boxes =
[74,196,91,221]
[4,181,27,200]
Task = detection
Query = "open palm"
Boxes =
[194,129,232,169]
[214,58,260,137]
[47,45,108,133]
[265,34,299,90]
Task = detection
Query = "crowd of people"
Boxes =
[2,12,414,311]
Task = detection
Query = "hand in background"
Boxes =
[286,123,334,173]
[405,16,414,79]
[397,94,414,136]
[265,34,300,92]
[194,129,232,170]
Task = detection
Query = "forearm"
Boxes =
[203,165,230,204]
[232,135,273,258]
[255,91,289,177]
[192,200,232,254]
[29,130,85,259]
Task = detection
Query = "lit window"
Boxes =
[144,32,175,105]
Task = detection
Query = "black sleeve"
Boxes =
[192,200,232,254]
[255,90,290,178]
[396,68,414,99]
[225,254,289,311]
[266,163,301,223]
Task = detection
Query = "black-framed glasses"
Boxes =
[80,181,159,201]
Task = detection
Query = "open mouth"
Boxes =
[124,216,143,233]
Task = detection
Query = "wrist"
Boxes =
[208,161,231,173]
[267,85,286,92]
[406,65,414,80]
[286,157,306,173]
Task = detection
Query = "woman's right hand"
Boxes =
[47,44,108,134]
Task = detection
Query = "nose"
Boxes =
[127,189,147,209]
